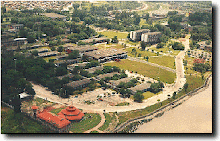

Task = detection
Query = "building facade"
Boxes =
[130,29,150,41]
[141,32,162,43]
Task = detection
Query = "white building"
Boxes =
[141,32,162,43]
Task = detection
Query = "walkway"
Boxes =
[83,112,105,133]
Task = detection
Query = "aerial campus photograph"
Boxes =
[1,0,213,135]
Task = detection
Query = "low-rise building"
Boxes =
[95,72,119,80]
[109,77,132,87]
[130,29,150,41]
[85,66,103,74]
[65,78,91,90]
[141,32,162,43]
[38,51,59,57]
[84,48,127,63]
[128,82,151,94]
[79,37,109,44]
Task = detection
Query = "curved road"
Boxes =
[135,77,212,133]
[32,37,190,113]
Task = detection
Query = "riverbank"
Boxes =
[135,78,212,133]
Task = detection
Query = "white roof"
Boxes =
[19,92,30,99]
[14,38,27,41]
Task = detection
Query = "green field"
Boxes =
[126,47,157,57]
[98,113,114,131]
[98,31,128,39]
[69,113,101,133]
[148,56,176,69]
[104,59,176,84]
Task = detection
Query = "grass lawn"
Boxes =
[69,113,101,133]
[98,113,114,131]
[105,59,176,84]
[148,56,176,69]
[115,102,130,106]
[126,47,157,57]
[131,91,163,100]
[98,31,128,39]
[1,106,53,133]
[151,46,180,56]
[43,56,57,62]
[125,40,140,46]
[50,107,66,115]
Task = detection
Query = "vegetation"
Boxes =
[104,59,176,84]
[115,102,130,106]
[69,113,101,133]
[1,106,53,133]
[149,81,164,94]
[133,91,145,103]
[98,113,114,131]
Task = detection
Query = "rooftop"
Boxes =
[109,77,132,86]
[65,78,91,88]
[42,13,67,18]
[128,82,151,92]
[96,72,119,80]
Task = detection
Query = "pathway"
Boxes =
[83,112,105,133]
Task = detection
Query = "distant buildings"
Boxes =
[65,78,91,90]
[42,13,67,21]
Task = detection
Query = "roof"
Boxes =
[109,77,132,86]
[84,48,127,60]
[32,106,39,110]
[38,51,58,57]
[85,66,103,74]
[19,92,30,99]
[79,37,109,43]
[14,38,27,41]
[131,29,150,33]
[67,45,98,53]
[37,111,71,129]
[142,32,162,36]
[129,83,151,92]
[96,72,119,80]
[57,73,75,80]
[58,106,84,121]
[65,79,91,88]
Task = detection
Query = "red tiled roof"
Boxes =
[32,106,38,110]
[37,112,71,129]
[58,106,84,121]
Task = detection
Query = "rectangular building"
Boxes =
[130,29,150,41]
[128,82,151,94]
[141,32,162,43]
[84,48,127,63]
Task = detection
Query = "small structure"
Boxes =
[109,77,132,87]
[95,72,119,80]
[58,106,84,121]
[42,13,67,21]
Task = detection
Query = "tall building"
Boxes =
[130,29,150,41]
[141,32,162,43]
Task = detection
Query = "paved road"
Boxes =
[135,77,212,133]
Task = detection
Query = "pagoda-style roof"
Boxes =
[58,106,84,121]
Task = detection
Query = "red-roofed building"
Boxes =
[37,111,71,132]
[194,58,205,64]
[58,106,84,121]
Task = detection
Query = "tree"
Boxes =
[133,91,144,103]
[31,50,38,56]
[111,36,118,43]
[25,84,36,96]
[57,46,64,52]
[68,50,79,59]
[146,56,149,62]
[183,83,189,92]
[140,41,146,50]
[172,91,177,99]
[55,67,67,76]
[172,42,185,50]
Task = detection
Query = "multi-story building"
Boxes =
[141,32,162,43]
[130,29,150,41]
